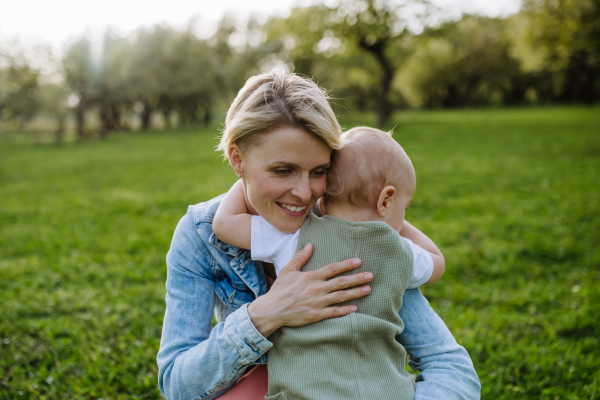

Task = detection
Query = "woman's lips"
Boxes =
[277,202,308,216]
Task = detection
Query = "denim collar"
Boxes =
[209,233,268,298]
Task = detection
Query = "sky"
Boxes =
[1,0,521,47]
[0,0,520,73]
[1,0,310,46]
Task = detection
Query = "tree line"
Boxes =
[1,0,598,141]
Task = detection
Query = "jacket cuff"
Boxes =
[225,304,272,362]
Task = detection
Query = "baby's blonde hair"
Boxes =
[218,70,342,159]
[325,127,414,208]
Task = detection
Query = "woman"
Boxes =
[157,70,481,400]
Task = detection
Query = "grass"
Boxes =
[1,106,599,399]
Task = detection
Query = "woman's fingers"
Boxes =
[315,258,362,280]
[320,304,358,320]
[324,285,371,306]
[280,243,313,273]
[262,252,371,331]
[324,271,374,293]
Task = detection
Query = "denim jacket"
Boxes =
[157,195,481,400]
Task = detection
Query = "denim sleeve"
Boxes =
[399,289,481,400]
[157,212,272,400]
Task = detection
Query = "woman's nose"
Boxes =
[290,177,312,202]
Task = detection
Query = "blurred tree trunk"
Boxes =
[203,99,212,126]
[98,102,121,138]
[141,102,153,131]
[75,101,85,141]
[359,37,394,128]
[99,104,109,140]
[203,107,212,126]
[179,97,200,126]
[54,115,65,145]
[111,106,122,130]
[562,50,597,105]
[443,85,459,108]
[163,110,171,129]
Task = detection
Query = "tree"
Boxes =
[168,30,225,127]
[336,0,423,126]
[124,26,174,131]
[96,32,134,137]
[396,16,527,108]
[264,0,431,127]
[38,83,69,144]
[63,38,95,139]
[0,55,40,130]
[516,0,600,104]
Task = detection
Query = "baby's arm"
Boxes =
[213,180,252,250]
[400,221,445,284]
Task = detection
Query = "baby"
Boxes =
[213,127,445,400]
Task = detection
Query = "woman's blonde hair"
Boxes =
[218,70,342,160]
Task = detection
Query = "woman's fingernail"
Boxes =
[353,259,361,266]
[304,243,312,250]
[362,286,371,294]
[365,272,373,280]
[350,306,357,312]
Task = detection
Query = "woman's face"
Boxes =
[231,126,332,233]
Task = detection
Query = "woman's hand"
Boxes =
[247,243,373,338]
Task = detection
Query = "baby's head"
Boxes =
[323,127,416,232]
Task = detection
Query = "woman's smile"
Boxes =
[276,201,309,216]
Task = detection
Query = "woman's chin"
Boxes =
[274,220,304,234]
[271,213,306,233]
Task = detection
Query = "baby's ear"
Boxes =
[317,197,326,217]
[376,186,396,217]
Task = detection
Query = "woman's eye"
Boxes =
[311,169,327,177]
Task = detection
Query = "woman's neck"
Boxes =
[242,180,260,216]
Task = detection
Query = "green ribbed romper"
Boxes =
[265,214,416,400]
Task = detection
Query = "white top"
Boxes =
[251,215,433,289]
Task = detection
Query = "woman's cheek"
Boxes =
[261,178,288,202]
[314,176,328,197]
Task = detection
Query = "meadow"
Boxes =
[1,106,599,399]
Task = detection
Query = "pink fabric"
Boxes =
[218,274,275,400]
[218,364,269,400]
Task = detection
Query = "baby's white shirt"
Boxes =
[250,215,434,289]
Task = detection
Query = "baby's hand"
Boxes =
[400,220,445,284]
[213,180,252,249]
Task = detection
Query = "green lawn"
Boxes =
[1,106,599,399]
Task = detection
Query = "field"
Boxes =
[1,106,599,399]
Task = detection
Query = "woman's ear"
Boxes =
[228,144,244,177]
[376,186,396,218]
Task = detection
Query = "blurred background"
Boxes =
[1,0,598,138]
[1,0,599,399]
